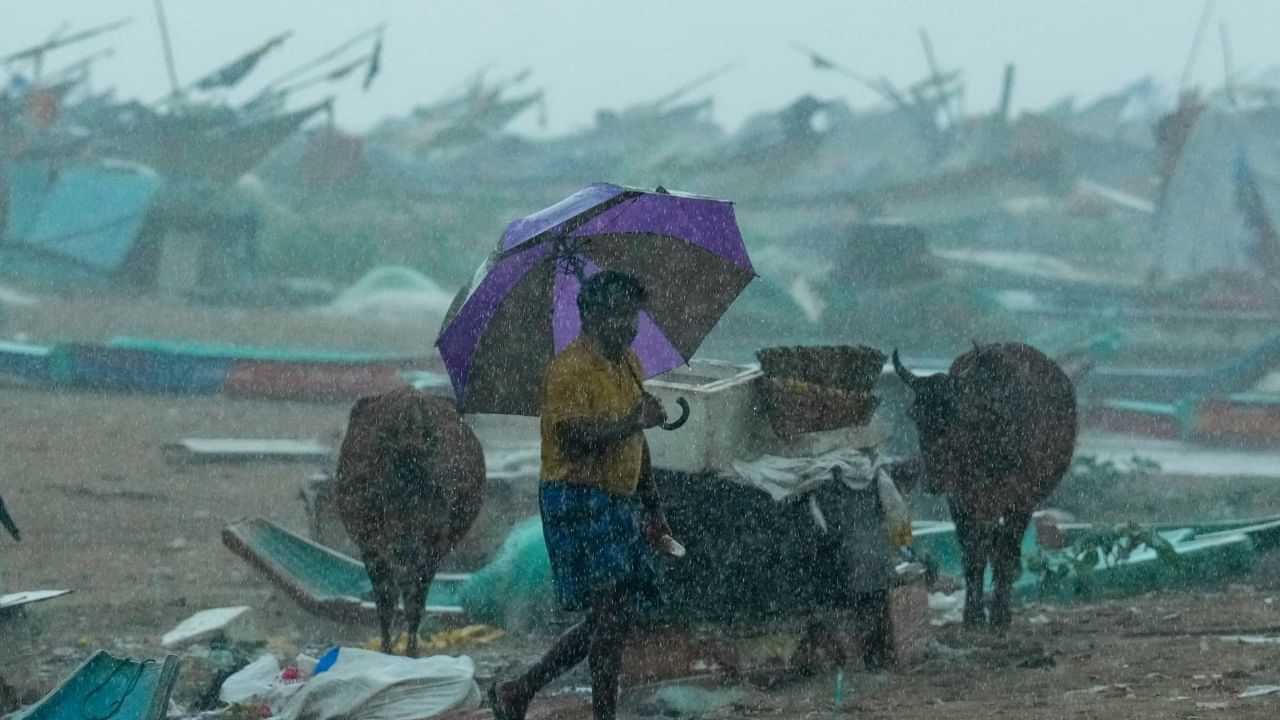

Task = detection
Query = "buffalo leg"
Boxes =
[365,553,399,653]
[950,499,991,627]
[989,511,1032,629]
[402,565,435,658]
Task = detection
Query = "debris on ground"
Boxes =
[638,684,745,717]
[1240,685,1280,698]
[0,590,74,621]
[162,439,333,466]
[219,654,285,706]
[162,607,257,649]
[266,648,480,720]
[927,591,965,626]
[13,651,181,720]
[362,625,506,655]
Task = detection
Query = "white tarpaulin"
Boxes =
[322,266,457,324]
[1155,106,1280,281]
[723,446,880,502]
[723,447,914,554]
[275,649,481,720]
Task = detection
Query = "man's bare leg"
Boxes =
[491,619,594,720]
[587,585,632,720]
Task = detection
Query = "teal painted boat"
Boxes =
[912,518,1268,604]
[107,337,425,366]
[14,652,179,720]
[221,518,468,626]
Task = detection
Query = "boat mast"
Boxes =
[153,0,181,98]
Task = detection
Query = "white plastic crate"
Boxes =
[643,359,766,473]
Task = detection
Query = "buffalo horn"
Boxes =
[892,349,919,389]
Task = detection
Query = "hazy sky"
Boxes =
[4,1,1278,135]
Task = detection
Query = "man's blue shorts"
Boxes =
[539,483,662,613]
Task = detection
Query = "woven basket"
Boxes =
[756,345,886,394]
[757,376,881,438]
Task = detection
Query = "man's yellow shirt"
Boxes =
[540,337,644,496]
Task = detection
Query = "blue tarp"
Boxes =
[2,158,162,273]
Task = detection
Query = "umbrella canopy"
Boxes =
[436,183,755,415]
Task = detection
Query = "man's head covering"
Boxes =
[577,270,648,320]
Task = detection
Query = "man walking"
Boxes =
[489,271,676,720]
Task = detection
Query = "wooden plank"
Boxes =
[0,589,73,613]
[162,438,332,465]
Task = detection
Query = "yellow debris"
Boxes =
[363,624,506,654]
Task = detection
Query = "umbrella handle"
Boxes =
[660,397,691,431]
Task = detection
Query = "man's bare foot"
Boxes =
[488,680,529,720]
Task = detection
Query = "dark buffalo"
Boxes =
[335,387,486,656]
[892,342,1078,628]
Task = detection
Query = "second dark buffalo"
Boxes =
[892,342,1078,628]
[335,387,486,656]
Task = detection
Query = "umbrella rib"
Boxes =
[576,232,755,363]
[497,190,640,260]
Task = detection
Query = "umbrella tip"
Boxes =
[654,185,670,194]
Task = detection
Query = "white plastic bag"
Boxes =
[219,654,281,705]
[274,648,481,720]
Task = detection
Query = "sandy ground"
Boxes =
[3,291,1280,719]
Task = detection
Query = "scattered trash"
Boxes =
[0,589,73,615]
[270,648,480,720]
[162,439,333,466]
[219,655,282,706]
[313,648,339,675]
[161,606,257,649]
[362,625,505,654]
[1065,683,1132,699]
[643,684,744,718]
[1240,685,1280,698]
[1221,635,1280,645]
[927,591,965,626]
[16,651,181,720]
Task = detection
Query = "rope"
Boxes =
[80,657,154,720]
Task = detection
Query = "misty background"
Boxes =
[5,0,1278,135]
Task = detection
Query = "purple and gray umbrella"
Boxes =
[436,183,755,417]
